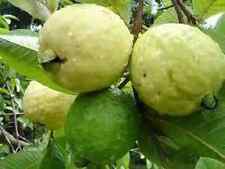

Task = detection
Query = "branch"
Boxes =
[171,0,185,23]
[0,126,30,147]
[7,83,23,151]
[132,0,144,42]
[176,0,198,25]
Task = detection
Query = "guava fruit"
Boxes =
[131,23,225,116]
[39,4,133,93]
[65,88,140,165]
[22,81,76,130]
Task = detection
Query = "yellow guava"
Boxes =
[22,81,76,130]
[39,4,133,93]
[131,23,225,116]
[65,88,140,165]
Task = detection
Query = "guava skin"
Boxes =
[65,88,140,165]
[131,23,225,116]
[39,4,133,93]
[23,81,76,130]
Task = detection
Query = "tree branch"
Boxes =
[171,0,185,23]
[0,126,30,147]
[176,0,197,25]
[132,0,144,42]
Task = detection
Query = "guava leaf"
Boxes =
[0,29,39,51]
[0,30,72,94]
[7,0,50,21]
[195,157,225,169]
[0,149,43,169]
[201,13,225,54]
[46,0,60,13]
[155,8,178,24]
[80,0,133,24]
[39,138,65,169]
[140,85,225,169]
[193,0,225,19]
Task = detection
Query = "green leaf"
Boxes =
[7,0,50,21]
[193,0,225,19]
[201,13,225,54]
[0,32,72,93]
[0,149,43,169]
[155,8,178,24]
[0,30,39,51]
[195,158,225,169]
[39,138,65,169]
[141,85,225,169]
[80,0,133,24]
[47,0,60,13]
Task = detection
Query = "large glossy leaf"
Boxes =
[39,139,65,169]
[0,149,43,169]
[195,158,225,169]
[201,13,225,54]
[7,0,50,21]
[193,0,225,19]
[140,85,225,169]
[0,29,39,51]
[0,31,71,93]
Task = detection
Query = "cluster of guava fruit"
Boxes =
[22,3,225,166]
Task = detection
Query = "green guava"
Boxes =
[65,88,140,165]
[131,23,225,116]
[39,4,133,93]
[22,81,76,130]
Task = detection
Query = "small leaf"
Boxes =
[7,0,50,21]
[47,0,60,13]
[155,8,178,24]
[195,157,225,169]
[193,0,225,19]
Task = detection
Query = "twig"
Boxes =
[171,0,185,23]
[176,0,197,25]
[118,0,145,89]
[132,0,145,42]
[6,83,22,151]
[159,4,174,11]
[0,126,30,147]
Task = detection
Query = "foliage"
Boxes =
[0,0,225,169]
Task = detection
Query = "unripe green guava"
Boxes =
[39,4,133,93]
[22,81,76,130]
[65,88,140,165]
[131,23,225,116]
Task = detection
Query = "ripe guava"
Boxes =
[65,88,140,165]
[131,23,225,116]
[22,81,76,130]
[39,4,133,93]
